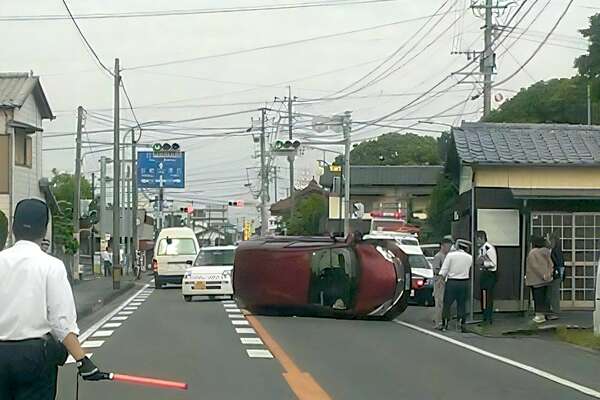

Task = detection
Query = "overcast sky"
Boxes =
[1,0,595,217]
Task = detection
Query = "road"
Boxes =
[57,283,600,400]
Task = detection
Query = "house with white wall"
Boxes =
[0,72,54,244]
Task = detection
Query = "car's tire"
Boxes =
[183,295,192,302]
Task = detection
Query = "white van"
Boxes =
[153,227,199,289]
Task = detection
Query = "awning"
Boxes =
[511,188,600,200]
[9,120,43,133]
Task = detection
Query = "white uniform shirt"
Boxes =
[479,242,498,272]
[439,249,472,280]
[0,240,79,341]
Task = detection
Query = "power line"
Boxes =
[61,0,113,77]
[2,0,401,22]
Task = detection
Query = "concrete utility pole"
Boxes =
[482,0,494,117]
[287,86,295,216]
[131,130,138,275]
[99,156,107,243]
[260,108,268,237]
[112,58,121,290]
[588,82,592,125]
[73,105,84,281]
[90,172,95,274]
[273,166,278,203]
[342,111,352,237]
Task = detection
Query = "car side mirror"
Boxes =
[186,260,193,265]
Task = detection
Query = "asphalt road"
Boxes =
[56,284,600,400]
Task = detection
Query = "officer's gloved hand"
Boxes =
[76,356,107,381]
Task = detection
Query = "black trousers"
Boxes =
[442,279,469,324]
[480,271,497,322]
[0,339,58,400]
[531,285,550,314]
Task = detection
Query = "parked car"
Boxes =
[420,244,440,263]
[153,227,199,289]
[182,245,236,302]
[233,234,411,320]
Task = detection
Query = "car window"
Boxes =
[421,246,439,258]
[157,238,197,256]
[408,255,431,269]
[194,249,235,266]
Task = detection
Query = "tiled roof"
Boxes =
[0,72,53,119]
[453,122,600,165]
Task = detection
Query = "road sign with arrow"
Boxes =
[137,151,185,189]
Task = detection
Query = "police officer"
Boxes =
[0,198,105,399]
[476,230,498,326]
[431,238,453,329]
[439,242,473,332]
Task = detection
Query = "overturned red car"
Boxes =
[233,234,411,320]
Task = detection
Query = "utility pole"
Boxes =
[342,111,352,237]
[90,172,95,275]
[260,108,268,237]
[288,86,295,215]
[131,130,138,276]
[73,105,84,281]
[482,0,495,117]
[99,156,107,244]
[125,165,131,274]
[112,58,121,290]
[588,82,592,125]
[273,166,278,203]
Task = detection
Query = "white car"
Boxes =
[182,245,236,302]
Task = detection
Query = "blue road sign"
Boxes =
[137,151,185,189]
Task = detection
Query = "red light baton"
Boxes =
[104,372,188,390]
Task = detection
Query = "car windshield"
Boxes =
[372,220,407,232]
[157,238,196,256]
[408,255,431,269]
[194,249,235,266]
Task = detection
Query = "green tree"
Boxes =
[0,209,7,251]
[422,175,457,243]
[50,169,92,255]
[284,194,327,235]
[335,133,441,166]
[575,13,600,79]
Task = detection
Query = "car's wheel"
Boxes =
[183,295,192,302]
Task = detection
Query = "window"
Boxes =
[14,132,32,168]
[408,255,431,269]
[157,238,196,256]
[0,135,8,193]
[194,248,235,266]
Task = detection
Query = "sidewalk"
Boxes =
[71,275,137,319]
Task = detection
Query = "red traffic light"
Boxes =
[228,200,244,207]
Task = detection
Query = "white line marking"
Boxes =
[232,320,250,326]
[395,320,600,399]
[240,337,264,345]
[81,340,104,348]
[123,306,138,311]
[102,322,122,329]
[66,353,93,364]
[222,300,235,304]
[246,349,273,358]
[79,284,150,342]
[223,304,237,308]
[111,316,128,321]
[235,328,256,334]
[91,330,114,338]
[119,311,134,315]
[129,302,143,306]
[228,314,245,319]
[225,308,241,313]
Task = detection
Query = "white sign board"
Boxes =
[477,209,520,246]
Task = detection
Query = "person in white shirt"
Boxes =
[0,199,105,399]
[476,230,498,325]
[101,245,113,277]
[438,243,473,332]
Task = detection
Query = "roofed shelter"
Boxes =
[448,122,600,311]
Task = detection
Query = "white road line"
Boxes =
[222,300,235,304]
[395,320,600,399]
[240,337,264,345]
[228,314,245,319]
[246,349,273,359]
[66,353,93,364]
[111,316,128,321]
[129,302,143,306]
[223,304,237,308]
[91,330,114,338]
[123,306,138,311]
[225,308,241,313]
[102,322,122,329]
[235,328,256,334]
[118,311,134,316]
[81,340,104,348]
[79,284,150,342]
[232,320,250,326]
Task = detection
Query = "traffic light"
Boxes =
[153,142,181,155]
[179,206,194,214]
[228,200,244,207]
[273,140,301,151]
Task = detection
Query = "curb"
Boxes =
[75,281,135,319]
[465,323,591,338]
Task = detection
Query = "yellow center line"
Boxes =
[246,315,333,400]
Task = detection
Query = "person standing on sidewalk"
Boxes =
[101,245,112,277]
[439,243,473,332]
[526,235,554,324]
[547,231,564,320]
[0,199,105,399]
[431,238,453,329]
[476,231,498,325]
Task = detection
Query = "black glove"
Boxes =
[76,356,107,381]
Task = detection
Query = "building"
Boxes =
[448,122,600,310]
[319,165,443,232]
[0,72,54,244]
